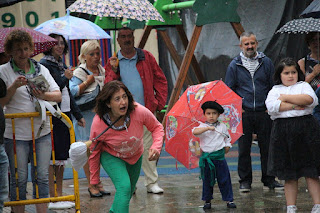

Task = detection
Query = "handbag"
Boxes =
[74,67,100,111]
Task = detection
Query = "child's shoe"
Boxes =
[287,205,297,213]
[203,202,211,210]
[227,202,237,208]
[312,204,320,213]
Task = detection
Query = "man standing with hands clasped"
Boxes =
[104,27,168,194]
[225,31,284,193]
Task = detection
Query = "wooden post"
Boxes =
[176,25,205,83]
[230,22,245,39]
[137,25,153,49]
[158,30,194,86]
[163,25,203,125]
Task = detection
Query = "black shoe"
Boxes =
[99,189,111,196]
[239,182,251,192]
[203,202,211,210]
[88,188,103,198]
[263,180,284,191]
[227,202,237,208]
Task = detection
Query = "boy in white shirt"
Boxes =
[192,101,236,210]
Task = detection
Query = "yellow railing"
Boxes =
[4,112,81,213]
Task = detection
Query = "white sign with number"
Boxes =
[0,0,65,28]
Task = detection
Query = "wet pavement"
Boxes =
[4,171,317,213]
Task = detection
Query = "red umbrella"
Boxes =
[165,80,243,169]
[0,27,57,57]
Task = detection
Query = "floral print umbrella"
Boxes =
[0,27,57,56]
[67,0,164,22]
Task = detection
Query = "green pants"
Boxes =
[100,151,142,213]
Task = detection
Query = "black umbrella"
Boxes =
[276,18,320,34]
[301,0,320,18]
[0,0,25,7]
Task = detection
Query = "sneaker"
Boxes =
[227,202,237,208]
[147,183,164,194]
[263,180,284,191]
[48,202,72,210]
[239,182,251,192]
[63,201,75,208]
[312,204,320,213]
[203,202,211,210]
[287,205,297,213]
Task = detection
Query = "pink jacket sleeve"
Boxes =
[88,116,102,185]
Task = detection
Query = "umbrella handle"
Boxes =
[90,115,123,152]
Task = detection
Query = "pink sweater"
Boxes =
[89,103,164,184]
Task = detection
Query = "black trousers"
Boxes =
[238,111,274,185]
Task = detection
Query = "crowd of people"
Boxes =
[0,27,320,213]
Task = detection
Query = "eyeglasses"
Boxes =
[118,34,133,39]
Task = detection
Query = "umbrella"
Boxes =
[0,27,57,56]
[0,0,25,7]
[165,80,243,169]
[67,0,164,22]
[276,17,320,34]
[34,11,111,40]
[301,0,320,18]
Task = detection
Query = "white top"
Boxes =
[192,121,231,153]
[265,81,318,120]
[0,62,60,140]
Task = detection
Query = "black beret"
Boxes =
[201,101,224,114]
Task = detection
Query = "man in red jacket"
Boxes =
[104,27,168,194]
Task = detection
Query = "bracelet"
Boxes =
[83,81,88,87]
[292,104,296,110]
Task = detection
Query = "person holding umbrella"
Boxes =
[298,32,320,91]
[0,29,61,213]
[40,33,85,209]
[89,80,164,213]
[105,27,167,194]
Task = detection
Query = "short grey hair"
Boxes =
[239,31,257,45]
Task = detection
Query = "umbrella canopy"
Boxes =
[0,0,24,7]
[34,12,111,40]
[301,0,320,18]
[67,0,164,22]
[276,17,320,34]
[165,80,243,170]
[0,27,57,56]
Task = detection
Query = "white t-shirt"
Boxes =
[60,86,70,112]
[265,81,318,120]
[0,62,60,140]
[192,121,231,153]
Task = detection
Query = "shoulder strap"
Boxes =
[305,55,308,71]
[80,67,90,75]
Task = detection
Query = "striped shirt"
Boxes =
[240,52,260,78]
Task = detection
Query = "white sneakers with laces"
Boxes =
[312,204,320,213]
[147,183,164,194]
[287,205,297,213]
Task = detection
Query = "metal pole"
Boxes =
[162,1,195,12]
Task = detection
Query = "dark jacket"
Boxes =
[104,48,168,113]
[225,52,274,111]
[0,78,6,144]
[39,58,83,121]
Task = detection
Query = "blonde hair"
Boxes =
[78,40,101,64]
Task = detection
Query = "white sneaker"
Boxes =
[287,205,297,213]
[147,183,164,194]
[48,201,73,210]
[63,201,75,207]
[312,204,320,213]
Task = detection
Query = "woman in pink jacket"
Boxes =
[88,80,164,213]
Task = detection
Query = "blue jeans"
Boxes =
[4,134,51,200]
[0,144,9,212]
